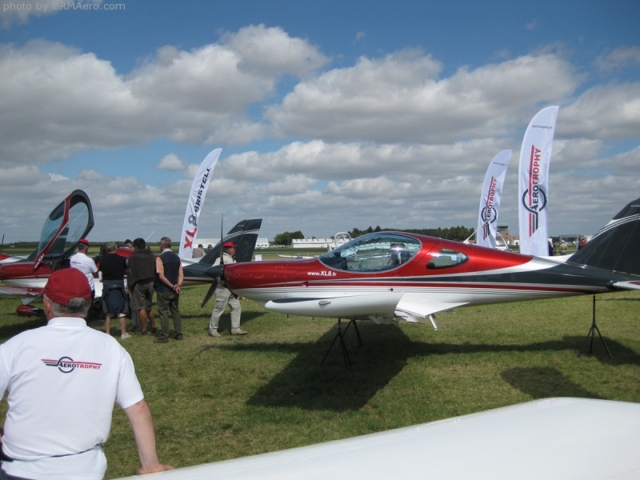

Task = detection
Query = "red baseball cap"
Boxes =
[223,241,237,248]
[42,268,92,306]
[78,238,89,245]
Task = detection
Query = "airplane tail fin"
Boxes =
[569,198,640,276]
[199,219,263,265]
[197,218,262,308]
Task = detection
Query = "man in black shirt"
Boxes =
[99,242,130,338]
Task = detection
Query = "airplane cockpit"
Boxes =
[30,190,94,267]
[318,233,421,272]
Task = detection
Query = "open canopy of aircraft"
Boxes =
[0,190,94,301]
[0,189,262,315]
[216,197,640,324]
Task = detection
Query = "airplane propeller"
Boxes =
[200,265,223,307]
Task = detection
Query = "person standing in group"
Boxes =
[208,242,246,337]
[99,242,130,339]
[70,238,98,298]
[192,244,205,258]
[559,240,568,255]
[127,238,157,335]
[0,268,172,479]
[578,236,588,250]
[154,237,184,343]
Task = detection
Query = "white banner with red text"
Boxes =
[178,148,221,259]
[518,106,559,256]
[476,149,512,249]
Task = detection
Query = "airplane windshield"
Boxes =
[319,233,420,272]
[35,191,92,260]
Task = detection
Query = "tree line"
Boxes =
[272,226,474,246]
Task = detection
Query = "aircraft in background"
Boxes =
[278,232,353,259]
[0,190,94,314]
[463,229,511,251]
[114,397,640,480]
[0,189,262,316]
[215,197,640,326]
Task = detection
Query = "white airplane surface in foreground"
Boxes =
[116,397,640,480]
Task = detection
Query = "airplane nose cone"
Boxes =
[204,264,224,279]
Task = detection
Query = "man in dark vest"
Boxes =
[154,237,184,343]
[127,238,157,335]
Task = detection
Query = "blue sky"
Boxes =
[0,0,638,243]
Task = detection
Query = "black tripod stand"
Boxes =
[321,318,363,367]
[582,295,613,359]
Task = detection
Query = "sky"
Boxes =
[0,0,638,244]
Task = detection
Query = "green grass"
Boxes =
[0,283,638,478]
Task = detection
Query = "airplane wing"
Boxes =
[260,291,467,322]
[395,293,467,319]
[113,397,640,480]
[613,280,640,290]
[0,255,28,264]
[0,286,41,304]
[0,286,40,297]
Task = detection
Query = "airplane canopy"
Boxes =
[32,190,94,264]
[319,232,421,272]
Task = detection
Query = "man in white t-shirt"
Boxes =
[0,268,172,479]
[69,238,98,296]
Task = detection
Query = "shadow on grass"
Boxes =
[207,323,640,412]
[501,367,602,399]
[0,316,44,338]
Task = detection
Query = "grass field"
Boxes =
[0,257,638,478]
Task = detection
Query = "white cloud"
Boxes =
[595,46,640,72]
[266,52,578,143]
[559,84,640,139]
[221,24,330,77]
[0,25,638,243]
[157,153,186,171]
[0,26,329,166]
[0,0,102,27]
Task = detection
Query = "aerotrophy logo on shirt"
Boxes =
[41,357,102,374]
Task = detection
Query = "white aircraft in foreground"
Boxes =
[116,397,640,479]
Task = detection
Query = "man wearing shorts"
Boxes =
[127,238,157,335]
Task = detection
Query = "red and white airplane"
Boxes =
[218,197,640,324]
[0,190,262,315]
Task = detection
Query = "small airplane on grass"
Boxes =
[211,197,640,359]
[0,190,261,316]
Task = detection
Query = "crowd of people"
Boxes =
[65,236,247,342]
[0,236,250,478]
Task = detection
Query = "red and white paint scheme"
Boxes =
[221,197,640,323]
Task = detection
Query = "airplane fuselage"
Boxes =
[223,233,629,321]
